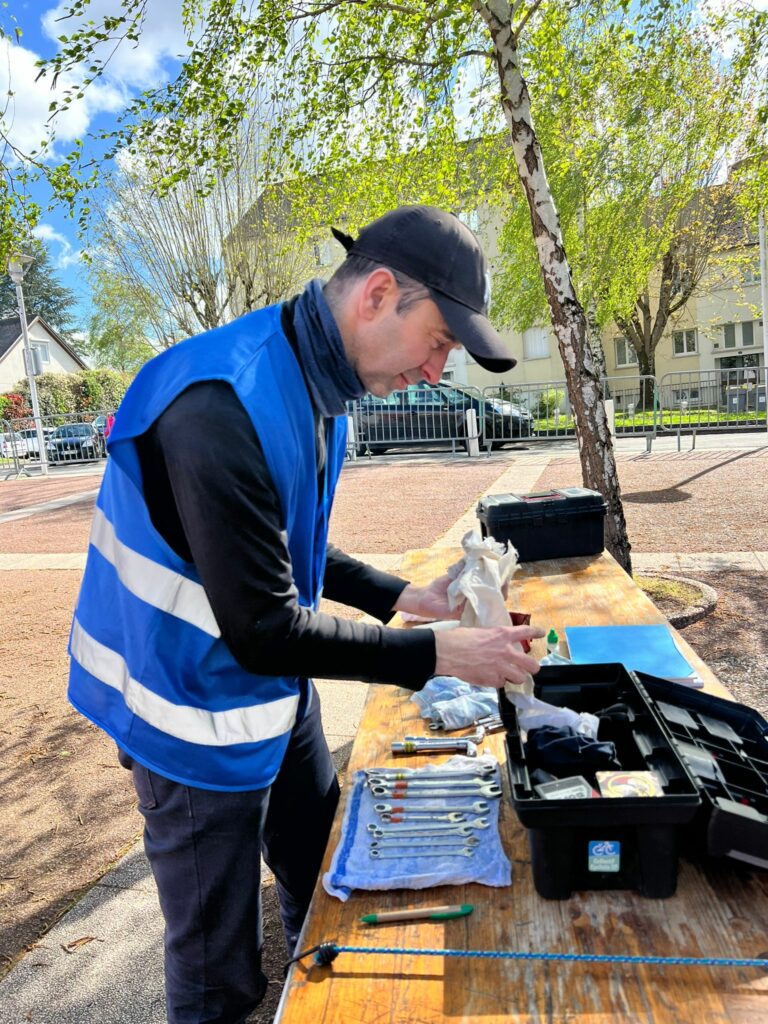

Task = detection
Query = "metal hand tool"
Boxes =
[366,843,475,860]
[369,779,502,798]
[374,800,490,815]
[370,835,480,849]
[369,784,502,799]
[369,817,489,837]
[379,811,466,823]
[429,715,504,734]
[364,764,496,780]
[368,823,472,837]
[391,738,478,757]
[370,847,475,859]
[402,727,486,745]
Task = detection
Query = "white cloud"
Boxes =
[0,38,126,157]
[41,0,189,91]
[32,222,82,269]
[1,1,189,161]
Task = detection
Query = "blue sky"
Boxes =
[2,1,190,325]
[3,1,764,331]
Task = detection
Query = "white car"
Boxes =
[0,432,29,459]
[18,427,55,456]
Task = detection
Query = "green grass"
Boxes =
[532,409,766,434]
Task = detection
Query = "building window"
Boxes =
[672,329,697,355]
[32,342,50,364]
[313,241,332,267]
[614,337,638,368]
[458,210,479,233]
[723,323,736,348]
[523,326,550,360]
[743,262,760,285]
[742,321,754,347]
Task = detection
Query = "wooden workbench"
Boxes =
[275,550,768,1024]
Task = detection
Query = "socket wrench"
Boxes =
[391,739,478,757]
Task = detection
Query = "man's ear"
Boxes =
[358,268,398,321]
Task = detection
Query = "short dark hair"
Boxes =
[324,253,431,315]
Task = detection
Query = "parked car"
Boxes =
[353,381,535,454]
[91,415,113,454]
[46,423,101,462]
[18,427,55,457]
[0,431,29,459]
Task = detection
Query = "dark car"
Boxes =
[353,381,535,454]
[46,423,101,463]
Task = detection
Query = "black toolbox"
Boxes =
[476,487,606,562]
[635,674,768,870]
[500,664,701,899]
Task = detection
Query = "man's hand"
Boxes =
[434,625,545,688]
[394,575,463,621]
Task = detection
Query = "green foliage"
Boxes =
[86,266,157,371]
[493,11,754,345]
[537,387,567,418]
[10,368,131,417]
[0,236,79,337]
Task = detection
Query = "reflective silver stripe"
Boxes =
[71,618,299,747]
[89,506,220,638]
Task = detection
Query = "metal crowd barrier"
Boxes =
[658,368,768,445]
[1,417,31,479]
[7,411,114,471]
[337,369,768,462]
[346,383,484,456]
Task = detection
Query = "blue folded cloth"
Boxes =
[412,675,499,729]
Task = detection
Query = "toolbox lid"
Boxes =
[633,673,768,868]
[477,487,606,518]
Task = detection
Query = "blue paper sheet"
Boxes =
[565,624,701,686]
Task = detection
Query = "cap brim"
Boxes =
[432,294,517,374]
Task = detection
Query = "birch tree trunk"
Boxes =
[476,0,632,572]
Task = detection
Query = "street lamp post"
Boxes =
[7,255,49,475]
[759,206,768,432]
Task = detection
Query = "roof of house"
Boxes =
[0,315,87,370]
[0,317,22,361]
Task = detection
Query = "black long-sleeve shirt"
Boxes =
[134,304,436,689]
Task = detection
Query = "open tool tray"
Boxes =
[635,673,768,870]
[499,664,700,899]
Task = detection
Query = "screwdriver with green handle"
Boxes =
[360,903,474,924]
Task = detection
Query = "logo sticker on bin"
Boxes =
[588,840,621,872]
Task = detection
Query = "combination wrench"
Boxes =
[370,847,475,859]
[373,800,490,815]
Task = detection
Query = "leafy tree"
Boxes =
[87,266,158,373]
[0,237,78,337]
[11,0,766,567]
[492,15,754,404]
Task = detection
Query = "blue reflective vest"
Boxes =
[68,305,348,791]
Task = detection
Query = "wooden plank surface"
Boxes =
[276,550,768,1024]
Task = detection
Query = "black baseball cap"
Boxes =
[331,205,516,373]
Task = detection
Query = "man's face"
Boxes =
[351,279,462,397]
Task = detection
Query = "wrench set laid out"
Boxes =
[322,756,513,897]
[362,762,503,860]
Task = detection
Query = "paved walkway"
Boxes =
[1,439,766,1024]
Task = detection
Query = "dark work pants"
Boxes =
[119,684,339,1024]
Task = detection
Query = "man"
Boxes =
[68,205,543,1024]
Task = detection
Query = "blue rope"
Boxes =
[313,943,768,969]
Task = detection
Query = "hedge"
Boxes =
[3,368,133,419]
